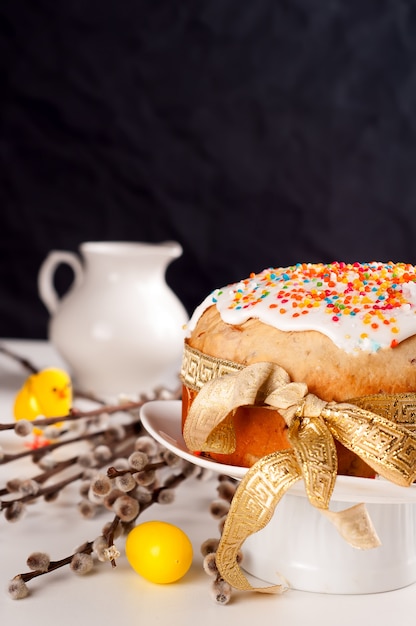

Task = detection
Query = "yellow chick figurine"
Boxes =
[14,368,72,442]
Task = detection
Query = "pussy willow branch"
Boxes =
[0,345,38,374]
[103,467,192,565]
[1,417,142,466]
[103,516,121,567]
[0,457,79,497]
[17,542,94,584]
[2,342,194,597]
[0,343,105,404]
[106,460,166,478]
[1,431,140,507]
[29,437,138,489]
[147,471,191,509]
[13,463,192,584]
[0,400,146,432]
[1,471,86,509]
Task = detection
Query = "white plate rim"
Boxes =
[140,399,416,504]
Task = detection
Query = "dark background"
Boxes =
[2,0,416,339]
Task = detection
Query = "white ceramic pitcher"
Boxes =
[38,241,188,396]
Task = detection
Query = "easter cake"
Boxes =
[180,262,416,476]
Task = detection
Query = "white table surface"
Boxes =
[1,339,415,626]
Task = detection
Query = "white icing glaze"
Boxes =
[186,262,416,353]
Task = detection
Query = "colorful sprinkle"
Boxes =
[197,262,416,354]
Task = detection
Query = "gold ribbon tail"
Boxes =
[321,504,381,549]
[215,450,301,593]
[286,414,338,509]
[286,413,381,549]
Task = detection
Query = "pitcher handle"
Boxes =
[37,250,84,315]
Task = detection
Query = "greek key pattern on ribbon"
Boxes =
[215,451,301,594]
[323,405,416,484]
[348,394,416,433]
[180,343,242,391]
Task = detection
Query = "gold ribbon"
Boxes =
[181,345,416,593]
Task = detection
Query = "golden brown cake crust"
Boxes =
[187,305,416,402]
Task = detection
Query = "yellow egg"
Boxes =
[125,521,193,584]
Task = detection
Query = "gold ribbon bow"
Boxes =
[183,360,416,593]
